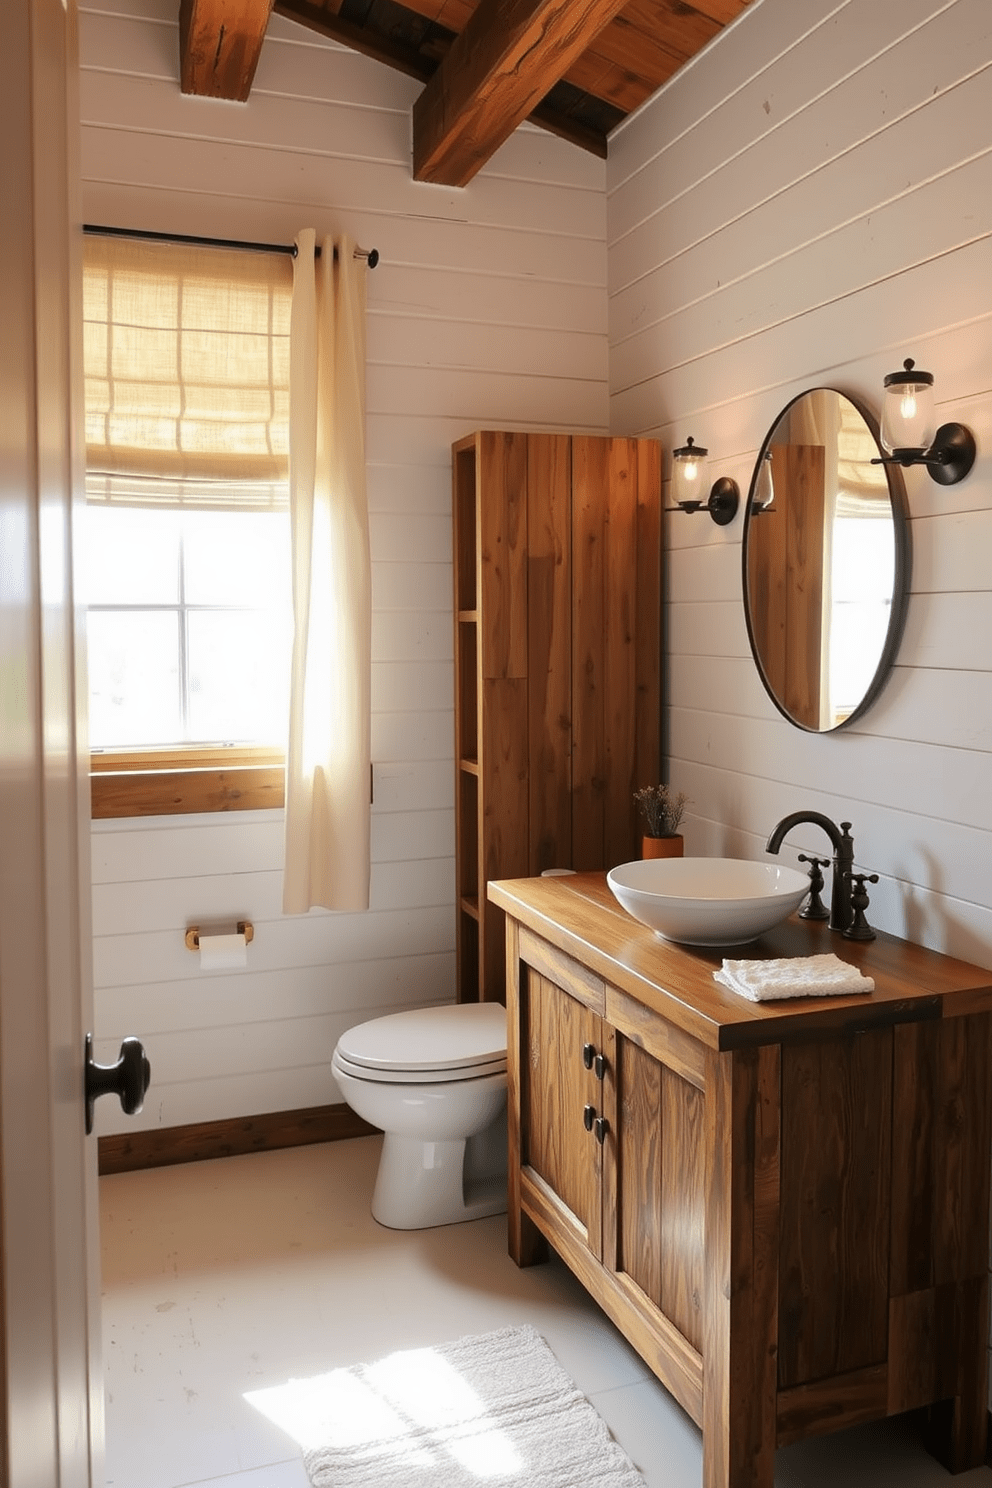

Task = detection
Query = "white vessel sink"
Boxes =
[607,856,809,946]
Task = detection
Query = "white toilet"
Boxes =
[332,1001,508,1230]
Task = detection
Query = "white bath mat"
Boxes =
[293,1324,647,1487]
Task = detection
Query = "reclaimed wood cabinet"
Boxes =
[452,431,661,1003]
[489,870,992,1488]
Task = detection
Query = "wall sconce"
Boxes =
[671,436,739,525]
[876,359,976,485]
[750,450,774,513]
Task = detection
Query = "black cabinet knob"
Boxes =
[583,1103,596,1131]
[594,1116,609,1145]
[84,1033,151,1136]
[582,1042,595,1069]
[594,1052,607,1080]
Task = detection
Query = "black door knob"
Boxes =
[84,1033,151,1135]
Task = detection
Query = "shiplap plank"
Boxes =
[667,599,751,659]
[372,662,453,714]
[91,856,453,937]
[93,905,455,989]
[609,2,989,282]
[861,667,992,753]
[911,508,992,594]
[92,1064,349,1136]
[668,648,992,756]
[370,512,451,564]
[608,0,966,239]
[372,611,453,663]
[606,0,855,188]
[367,464,451,515]
[368,314,606,385]
[91,814,284,882]
[96,961,453,1036]
[610,238,992,436]
[83,74,607,241]
[371,562,451,613]
[80,176,607,290]
[371,265,608,334]
[371,710,453,762]
[668,749,990,908]
[672,705,992,838]
[369,761,456,813]
[612,149,992,395]
[368,364,605,427]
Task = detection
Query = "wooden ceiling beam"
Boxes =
[412,0,631,186]
[179,0,275,101]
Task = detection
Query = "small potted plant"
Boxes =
[634,784,689,859]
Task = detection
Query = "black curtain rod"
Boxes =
[82,222,379,268]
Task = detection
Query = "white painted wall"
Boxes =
[81,0,608,1133]
[608,0,992,969]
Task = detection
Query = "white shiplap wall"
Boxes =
[81,0,608,1133]
[607,0,992,969]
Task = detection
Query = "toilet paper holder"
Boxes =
[185,921,254,951]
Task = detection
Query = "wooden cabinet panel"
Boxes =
[522,969,602,1255]
[526,434,572,877]
[778,1029,892,1388]
[478,431,527,681]
[613,1037,706,1351]
[453,429,662,1002]
[890,1013,992,1293]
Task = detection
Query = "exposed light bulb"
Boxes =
[899,389,918,424]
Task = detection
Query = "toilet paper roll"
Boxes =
[198,932,248,971]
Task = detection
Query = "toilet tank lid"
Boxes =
[336,1002,507,1073]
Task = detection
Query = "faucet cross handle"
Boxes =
[843,871,879,942]
[797,854,831,920]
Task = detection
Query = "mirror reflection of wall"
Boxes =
[744,390,906,733]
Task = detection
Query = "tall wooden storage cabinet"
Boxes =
[452,430,663,1004]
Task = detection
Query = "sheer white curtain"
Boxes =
[283,228,371,913]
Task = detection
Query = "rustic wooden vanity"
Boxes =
[488,871,992,1488]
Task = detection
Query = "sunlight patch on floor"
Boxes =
[245,1346,523,1478]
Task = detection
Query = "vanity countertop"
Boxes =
[488,871,992,1052]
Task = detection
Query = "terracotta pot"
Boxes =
[641,833,684,860]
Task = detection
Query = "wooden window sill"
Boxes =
[90,748,285,820]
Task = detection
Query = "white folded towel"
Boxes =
[714,952,874,1003]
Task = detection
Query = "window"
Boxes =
[82,232,294,817]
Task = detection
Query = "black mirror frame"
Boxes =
[741,387,912,734]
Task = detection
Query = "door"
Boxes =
[520,968,604,1256]
[0,1,103,1482]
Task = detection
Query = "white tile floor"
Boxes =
[100,1136,992,1488]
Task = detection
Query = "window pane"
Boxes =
[81,507,180,606]
[88,611,181,748]
[183,510,291,609]
[187,609,291,745]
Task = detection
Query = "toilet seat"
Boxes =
[334,1002,507,1083]
[333,1049,507,1085]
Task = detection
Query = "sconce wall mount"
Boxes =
[671,437,740,525]
[875,359,976,486]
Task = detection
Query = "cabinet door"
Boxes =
[606,1001,708,1357]
[520,969,603,1258]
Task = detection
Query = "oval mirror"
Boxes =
[742,388,908,733]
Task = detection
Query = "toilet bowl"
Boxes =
[332,1002,508,1230]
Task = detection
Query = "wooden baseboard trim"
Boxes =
[97,1103,378,1176]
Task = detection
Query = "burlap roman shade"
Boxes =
[83,233,292,509]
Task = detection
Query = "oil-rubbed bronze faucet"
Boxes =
[765,811,855,933]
